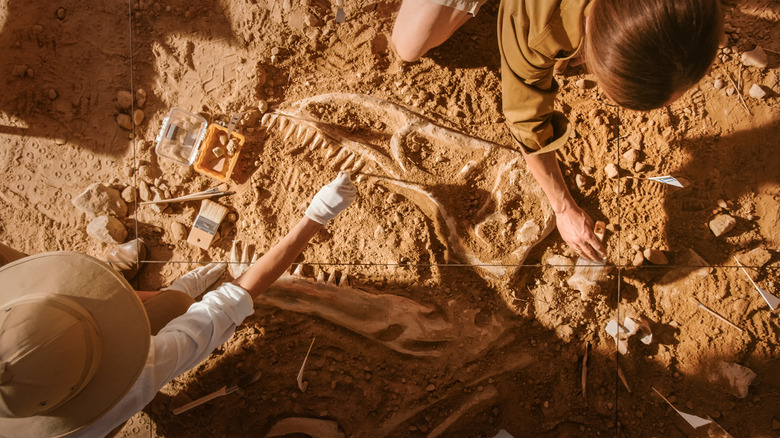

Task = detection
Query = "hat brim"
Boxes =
[0,252,150,437]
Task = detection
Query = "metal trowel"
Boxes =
[335,0,345,23]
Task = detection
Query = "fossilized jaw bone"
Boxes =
[260,274,507,358]
[263,93,555,279]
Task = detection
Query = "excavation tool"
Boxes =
[652,387,713,429]
[692,298,743,333]
[625,175,690,188]
[335,0,345,23]
[733,255,779,310]
[569,221,608,283]
[140,185,233,205]
[171,370,262,415]
[187,199,229,249]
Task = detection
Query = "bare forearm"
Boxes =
[233,217,322,299]
[523,151,575,213]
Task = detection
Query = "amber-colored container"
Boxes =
[194,124,245,182]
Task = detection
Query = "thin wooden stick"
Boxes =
[692,298,743,333]
[581,341,589,407]
[724,70,751,115]
[141,191,234,205]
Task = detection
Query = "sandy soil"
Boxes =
[1,0,779,436]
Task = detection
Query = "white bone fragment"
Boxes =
[302,128,316,146]
[296,125,308,142]
[309,133,323,150]
[327,270,338,285]
[316,271,325,283]
[293,263,304,276]
[459,160,477,177]
[229,240,241,278]
[324,144,339,159]
[278,116,289,132]
[331,148,350,166]
[338,274,350,287]
[283,123,298,141]
[350,158,365,173]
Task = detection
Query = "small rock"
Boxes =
[116,90,133,111]
[133,109,145,125]
[304,13,321,27]
[138,165,153,181]
[725,87,736,97]
[117,114,132,130]
[48,88,58,100]
[72,183,128,218]
[716,199,728,209]
[546,254,574,272]
[643,248,668,265]
[425,384,436,392]
[135,88,147,108]
[258,99,269,114]
[386,193,398,204]
[741,47,768,69]
[748,84,766,99]
[632,251,644,267]
[138,180,151,202]
[86,216,127,244]
[634,161,646,172]
[121,186,135,203]
[713,78,724,90]
[709,214,736,237]
[622,149,639,166]
[56,7,66,20]
[170,222,188,241]
[737,247,772,269]
[605,163,619,179]
[575,174,586,189]
[575,79,587,89]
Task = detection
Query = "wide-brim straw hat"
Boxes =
[0,252,150,438]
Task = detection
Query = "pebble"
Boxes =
[135,88,147,108]
[622,149,638,166]
[741,47,768,69]
[117,114,132,130]
[86,216,127,244]
[748,84,766,99]
[121,186,135,203]
[170,221,188,241]
[634,161,647,172]
[72,183,128,218]
[713,79,724,90]
[386,193,398,204]
[56,7,66,20]
[138,180,151,202]
[258,99,269,114]
[643,248,668,265]
[575,174,586,189]
[575,79,587,89]
[133,109,145,125]
[709,214,736,237]
[716,199,728,209]
[605,163,619,179]
[48,88,58,100]
[116,90,133,111]
[304,13,321,27]
[632,251,644,267]
[725,87,736,97]
[425,384,436,392]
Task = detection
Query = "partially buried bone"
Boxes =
[262,93,555,280]
[261,273,507,357]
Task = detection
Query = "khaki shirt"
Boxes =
[498,0,591,154]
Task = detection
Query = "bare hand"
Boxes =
[555,206,606,262]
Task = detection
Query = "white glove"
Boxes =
[305,171,357,224]
[162,262,227,298]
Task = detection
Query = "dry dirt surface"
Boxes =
[1,0,779,437]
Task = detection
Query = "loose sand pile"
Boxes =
[0,0,778,436]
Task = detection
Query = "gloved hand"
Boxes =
[305,171,357,225]
[162,262,227,298]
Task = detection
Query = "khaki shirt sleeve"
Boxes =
[498,0,573,155]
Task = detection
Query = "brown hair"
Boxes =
[584,0,722,111]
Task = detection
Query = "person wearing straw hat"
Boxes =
[0,172,356,438]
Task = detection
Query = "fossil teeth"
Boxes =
[296,125,309,142]
[302,128,316,146]
[350,158,365,173]
[316,271,326,283]
[309,133,323,150]
[262,113,278,130]
[278,116,290,132]
[283,122,298,141]
[324,144,340,159]
[327,270,338,285]
[338,274,350,287]
[332,148,350,166]
[251,253,260,264]
[241,244,254,274]
[293,263,304,276]
[340,153,356,171]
